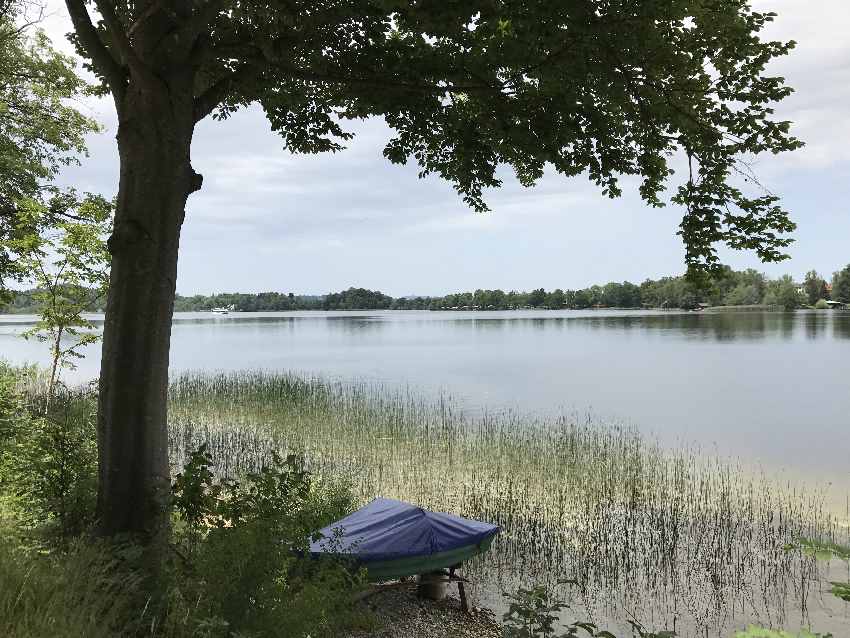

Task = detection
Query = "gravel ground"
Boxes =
[344,583,503,638]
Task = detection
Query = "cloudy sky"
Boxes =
[38,1,850,296]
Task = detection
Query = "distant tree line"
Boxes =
[409,265,850,311]
[172,291,324,312]
[3,266,849,315]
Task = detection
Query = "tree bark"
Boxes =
[96,68,201,541]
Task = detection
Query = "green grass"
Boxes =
[0,524,142,638]
[167,370,845,635]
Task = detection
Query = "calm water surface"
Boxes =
[2,309,848,493]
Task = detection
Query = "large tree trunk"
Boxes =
[96,70,201,540]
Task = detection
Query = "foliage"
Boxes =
[323,287,394,310]
[168,445,366,637]
[69,1,802,274]
[502,584,673,638]
[785,538,850,603]
[832,265,850,303]
[0,377,98,541]
[7,265,848,315]
[172,291,324,312]
[763,275,804,310]
[169,370,837,635]
[13,192,112,393]
[101,267,850,314]
[0,530,145,638]
[0,362,27,444]
[65,0,807,542]
[500,582,829,638]
[0,2,100,297]
[803,271,829,306]
[1,365,370,638]
[813,299,828,310]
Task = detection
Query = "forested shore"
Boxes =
[3,265,848,314]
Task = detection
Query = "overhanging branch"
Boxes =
[179,0,227,48]
[93,0,149,78]
[193,52,504,124]
[64,0,127,98]
[193,65,260,122]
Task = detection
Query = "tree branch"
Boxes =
[193,53,505,124]
[180,0,227,47]
[64,0,127,98]
[127,0,166,37]
[193,64,259,122]
[93,0,148,78]
[278,64,502,96]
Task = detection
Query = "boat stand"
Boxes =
[416,563,471,612]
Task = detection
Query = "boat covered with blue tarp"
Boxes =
[309,498,499,581]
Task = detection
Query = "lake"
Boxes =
[2,308,849,497]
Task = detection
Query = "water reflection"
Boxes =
[431,310,850,343]
[2,308,849,487]
[3,309,850,343]
[804,312,829,340]
[834,314,850,340]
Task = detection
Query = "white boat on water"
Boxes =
[211,307,231,314]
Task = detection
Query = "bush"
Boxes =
[2,364,369,638]
[0,383,98,541]
[0,364,26,448]
[502,584,674,638]
[1,437,369,638]
[814,299,829,309]
[164,445,368,637]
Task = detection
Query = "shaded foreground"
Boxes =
[168,371,848,636]
[343,584,501,638]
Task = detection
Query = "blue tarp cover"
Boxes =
[309,498,499,562]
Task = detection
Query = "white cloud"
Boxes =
[27,1,850,294]
[755,0,850,169]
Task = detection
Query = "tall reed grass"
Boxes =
[167,371,846,636]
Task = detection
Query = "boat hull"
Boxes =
[352,536,495,582]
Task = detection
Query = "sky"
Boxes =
[34,1,850,297]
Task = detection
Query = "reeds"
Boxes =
[166,370,845,635]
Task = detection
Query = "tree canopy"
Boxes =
[0,1,100,297]
[69,0,801,273]
[833,265,850,304]
[57,0,807,539]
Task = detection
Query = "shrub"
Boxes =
[500,584,832,638]
[502,584,674,638]
[166,445,367,637]
[1,386,98,541]
[814,299,828,309]
[0,363,26,449]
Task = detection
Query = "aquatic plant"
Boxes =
[166,371,846,635]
